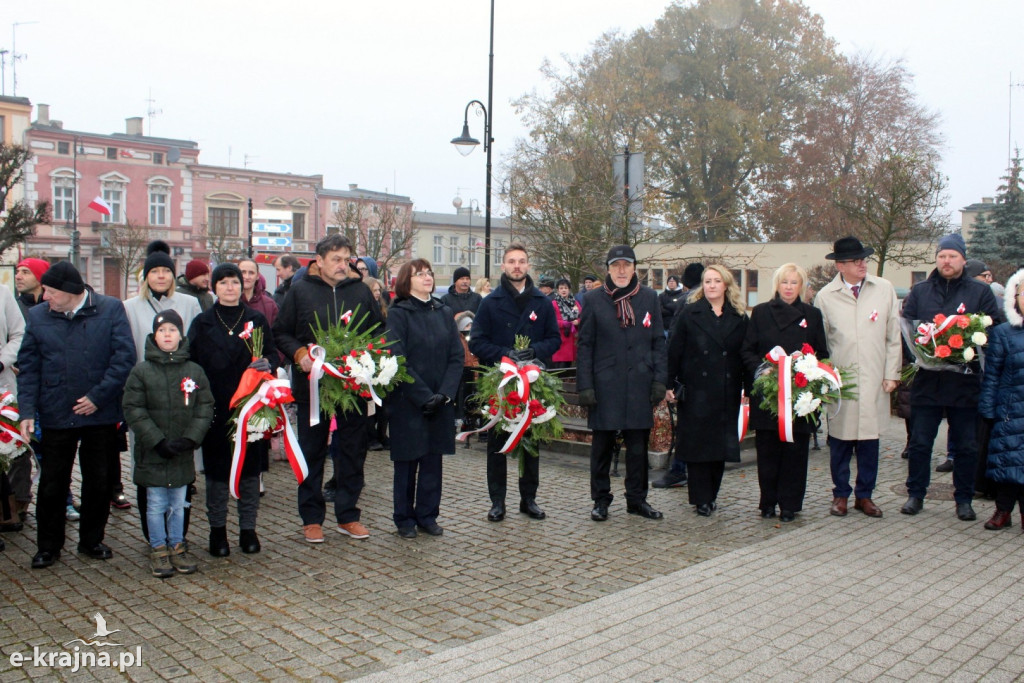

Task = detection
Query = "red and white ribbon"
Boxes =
[0,391,30,453]
[956,302,966,314]
[230,378,307,499]
[915,314,959,346]
[642,312,652,328]
[765,346,794,443]
[456,356,556,453]
[869,310,878,322]
[306,343,383,425]
[738,390,749,442]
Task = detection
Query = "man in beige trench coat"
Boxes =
[815,237,902,518]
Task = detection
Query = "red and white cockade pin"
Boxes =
[642,311,652,328]
[956,302,966,314]
[239,321,254,339]
[799,319,808,328]
[181,377,197,406]
[529,310,537,321]
[341,309,354,325]
[869,310,879,322]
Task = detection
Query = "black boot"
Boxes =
[209,526,230,557]
[239,529,261,554]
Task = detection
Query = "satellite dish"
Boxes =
[166,147,181,164]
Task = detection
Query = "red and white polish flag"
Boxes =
[88,195,112,215]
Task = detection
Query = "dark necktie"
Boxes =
[851,284,860,299]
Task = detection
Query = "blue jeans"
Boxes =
[906,405,977,504]
[146,486,187,548]
[828,437,879,499]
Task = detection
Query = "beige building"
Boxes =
[411,208,510,286]
[960,197,997,244]
[634,241,936,308]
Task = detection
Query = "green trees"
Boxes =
[0,143,50,255]
[968,158,1024,281]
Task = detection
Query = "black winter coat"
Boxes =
[660,287,688,334]
[123,336,214,488]
[742,296,829,435]
[273,267,383,407]
[17,288,135,430]
[188,304,278,482]
[440,289,482,316]
[668,299,749,463]
[577,284,667,431]
[902,268,1001,408]
[469,277,561,366]
[385,297,464,462]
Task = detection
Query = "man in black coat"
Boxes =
[470,243,560,522]
[440,266,482,315]
[900,234,1001,521]
[273,254,302,308]
[273,234,383,543]
[577,245,668,522]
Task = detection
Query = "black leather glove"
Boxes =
[422,394,448,417]
[167,437,197,454]
[509,348,535,363]
[248,358,272,372]
[651,382,667,404]
[578,389,597,407]
[155,439,177,460]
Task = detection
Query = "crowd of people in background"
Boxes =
[2,229,1022,574]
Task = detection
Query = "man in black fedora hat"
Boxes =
[814,236,902,519]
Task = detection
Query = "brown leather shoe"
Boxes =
[830,497,848,516]
[854,498,883,518]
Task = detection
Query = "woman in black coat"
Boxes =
[188,263,278,556]
[385,259,464,538]
[741,263,829,522]
[667,265,749,516]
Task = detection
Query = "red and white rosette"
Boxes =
[229,378,307,499]
[765,346,794,443]
[181,377,197,406]
[456,356,557,453]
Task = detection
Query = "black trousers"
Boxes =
[297,403,369,525]
[755,430,810,513]
[393,453,442,529]
[486,429,539,504]
[687,461,725,507]
[591,429,649,506]
[37,425,117,553]
[995,482,1024,514]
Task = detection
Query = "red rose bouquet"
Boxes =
[902,308,993,380]
[0,390,31,473]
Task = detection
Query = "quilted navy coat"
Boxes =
[978,269,1024,486]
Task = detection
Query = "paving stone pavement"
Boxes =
[1,415,1021,681]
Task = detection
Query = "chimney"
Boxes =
[983,196,994,204]
[348,183,358,191]
[36,103,50,125]
[126,117,144,136]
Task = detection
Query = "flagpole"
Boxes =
[71,135,81,269]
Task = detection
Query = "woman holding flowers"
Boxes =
[978,268,1024,531]
[742,263,829,521]
[188,263,279,556]
[666,265,749,517]
[385,260,464,538]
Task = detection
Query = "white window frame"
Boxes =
[449,236,460,264]
[433,235,444,264]
[147,178,171,226]
[51,170,76,221]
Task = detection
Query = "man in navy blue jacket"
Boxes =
[900,234,1001,521]
[470,243,560,522]
[17,262,135,568]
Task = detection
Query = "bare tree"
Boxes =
[330,196,417,280]
[0,143,50,256]
[100,217,149,297]
[193,220,248,264]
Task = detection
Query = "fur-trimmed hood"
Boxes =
[1004,269,1024,327]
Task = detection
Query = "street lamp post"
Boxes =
[450,0,495,279]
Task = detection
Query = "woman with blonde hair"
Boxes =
[741,263,828,521]
[475,277,492,297]
[666,265,749,516]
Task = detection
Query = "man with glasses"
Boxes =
[815,237,902,519]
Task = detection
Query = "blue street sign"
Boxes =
[253,222,293,233]
[252,235,292,248]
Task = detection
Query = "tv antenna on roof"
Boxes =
[146,88,162,136]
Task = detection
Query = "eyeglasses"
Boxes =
[412,271,434,279]
[836,259,867,265]
[356,266,368,272]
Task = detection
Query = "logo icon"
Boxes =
[64,613,122,647]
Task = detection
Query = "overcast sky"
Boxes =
[6,1,1024,228]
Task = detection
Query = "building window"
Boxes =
[746,269,759,308]
[493,240,504,266]
[449,236,460,264]
[292,212,305,240]
[468,241,478,266]
[153,152,164,165]
[391,229,403,256]
[58,141,70,155]
[652,268,664,290]
[366,227,381,255]
[344,227,357,249]
[148,183,170,226]
[433,235,444,264]
[52,176,75,221]
[208,207,240,236]
[102,184,124,223]
[106,147,117,160]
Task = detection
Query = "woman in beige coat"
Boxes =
[814,237,902,518]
